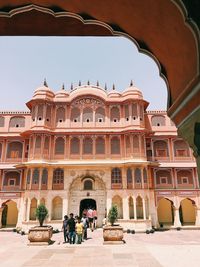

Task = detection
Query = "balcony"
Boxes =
[2,185,21,191]
[111,183,122,190]
[52,184,64,190]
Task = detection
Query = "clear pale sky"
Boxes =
[0,36,167,111]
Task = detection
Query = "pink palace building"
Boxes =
[0,81,199,232]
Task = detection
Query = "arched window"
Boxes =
[95,107,105,122]
[43,136,50,157]
[52,196,63,220]
[70,137,80,154]
[127,168,132,189]
[83,107,93,122]
[83,137,93,154]
[111,137,120,154]
[56,107,65,124]
[110,106,120,122]
[151,115,165,126]
[30,198,37,220]
[55,137,65,155]
[83,180,93,190]
[53,168,64,184]
[125,105,129,121]
[133,135,139,153]
[95,137,105,154]
[41,169,48,185]
[0,116,5,127]
[32,168,39,184]
[143,168,148,184]
[111,168,122,184]
[135,168,141,184]
[46,105,51,124]
[132,103,138,119]
[154,140,169,157]
[112,195,123,219]
[136,196,143,219]
[174,140,189,157]
[7,141,23,158]
[126,136,131,154]
[70,107,80,122]
[139,105,144,121]
[9,116,25,128]
[37,105,43,120]
[35,136,41,154]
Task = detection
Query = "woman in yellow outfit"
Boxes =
[76,217,84,244]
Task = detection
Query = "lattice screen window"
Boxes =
[83,107,93,122]
[177,170,192,184]
[132,103,138,119]
[35,136,41,150]
[126,136,131,153]
[96,137,105,154]
[133,135,139,152]
[95,107,105,122]
[4,171,20,186]
[70,137,80,154]
[53,168,64,184]
[135,168,141,183]
[27,170,31,185]
[111,137,120,154]
[174,140,189,157]
[42,169,48,185]
[156,170,172,184]
[139,105,144,121]
[37,105,43,120]
[143,169,148,183]
[160,177,167,184]
[32,169,39,184]
[0,116,5,127]
[56,107,65,123]
[154,140,168,157]
[9,116,25,128]
[46,105,51,123]
[44,136,50,151]
[110,107,120,122]
[127,168,132,183]
[70,107,80,122]
[83,137,93,154]
[125,105,129,121]
[111,168,122,184]
[7,142,23,158]
[55,137,65,155]
[0,143,2,159]
[151,115,165,126]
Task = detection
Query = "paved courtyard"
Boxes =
[1,229,200,267]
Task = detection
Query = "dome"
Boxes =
[55,89,69,99]
[122,82,143,99]
[107,84,121,98]
[69,85,107,100]
[33,85,55,100]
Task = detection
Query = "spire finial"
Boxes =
[104,83,107,90]
[130,80,133,86]
[79,80,81,86]
[87,80,90,85]
[71,83,73,90]
[112,83,115,90]
[44,78,48,87]
[62,83,65,90]
[96,80,99,87]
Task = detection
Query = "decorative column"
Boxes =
[63,197,68,218]
[106,195,112,216]
[195,207,200,226]
[173,207,181,227]
[0,208,3,228]
[122,196,129,220]
[46,196,52,222]
[142,198,146,220]
[133,197,137,220]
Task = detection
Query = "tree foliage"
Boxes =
[35,204,48,227]
[108,205,118,226]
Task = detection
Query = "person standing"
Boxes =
[67,213,76,244]
[87,207,94,231]
[62,215,69,243]
[76,217,83,244]
[81,213,88,240]
[92,208,97,229]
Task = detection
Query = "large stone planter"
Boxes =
[28,226,53,245]
[103,225,124,244]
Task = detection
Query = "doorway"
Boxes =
[1,200,18,227]
[79,198,96,217]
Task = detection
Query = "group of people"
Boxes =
[62,207,97,244]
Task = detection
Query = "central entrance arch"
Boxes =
[79,198,96,216]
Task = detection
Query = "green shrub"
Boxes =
[35,204,48,227]
[108,205,118,226]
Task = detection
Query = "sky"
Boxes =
[0,36,167,111]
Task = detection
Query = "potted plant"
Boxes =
[28,204,53,245]
[103,205,124,244]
